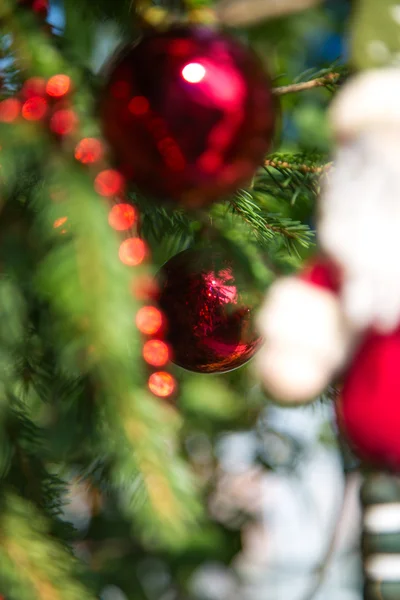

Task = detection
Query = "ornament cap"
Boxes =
[330,68,400,140]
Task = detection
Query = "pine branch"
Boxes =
[2,14,200,545]
[0,491,94,600]
[264,157,333,175]
[230,190,314,253]
[33,162,199,544]
[258,151,328,206]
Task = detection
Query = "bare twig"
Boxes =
[273,73,341,96]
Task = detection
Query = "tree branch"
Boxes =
[273,72,341,95]
[264,158,333,174]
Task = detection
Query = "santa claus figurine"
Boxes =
[256,68,400,471]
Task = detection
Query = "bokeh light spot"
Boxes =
[46,74,71,98]
[23,77,46,98]
[94,169,124,197]
[119,237,147,266]
[132,275,159,301]
[182,62,206,83]
[143,339,169,367]
[74,138,104,164]
[128,96,150,115]
[136,306,163,335]
[148,371,176,397]
[22,96,47,121]
[0,98,21,123]
[198,150,222,173]
[108,203,136,231]
[50,109,77,135]
[32,0,49,16]
[157,137,186,171]
[53,216,68,228]
[111,80,130,99]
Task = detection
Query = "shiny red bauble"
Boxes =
[99,26,276,206]
[337,329,400,471]
[157,249,262,373]
[18,0,49,18]
[299,259,400,470]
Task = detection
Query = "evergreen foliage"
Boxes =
[0,0,380,598]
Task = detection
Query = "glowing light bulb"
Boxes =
[75,138,104,164]
[182,62,206,84]
[148,371,176,398]
[118,237,147,266]
[143,339,169,367]
[136,306,163,335]
[94,169,124,197]
[0,99,21,123]
[46,74,71,98]
[22,96,47,121]
[108,203,136,231]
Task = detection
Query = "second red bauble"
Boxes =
[99,25,276,206]
[157,249,262,373]
[337,328,400,470]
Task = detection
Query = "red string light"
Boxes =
[108,203,137,231]
[143,339,169,367]
[135,306,163,335]
[22,96,47,121]
[94,169,124,197]
[50,109,78,135]
[53,217,68,228]
[22,77,46,98]
[128,96,150,116]
[0,99,21,123]
[148,371,176,398]
[131,275,159,301]
[74,138,104,164]
[118,238,147,266]
[46,74,71,98]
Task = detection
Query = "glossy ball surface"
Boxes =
[99,26,275,206]
[337,328,400,470]
[157,249,262,373]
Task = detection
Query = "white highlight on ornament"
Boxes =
[365,554,400,581]
[364,503,400,533]
[255,278,352,403]
[182,63,206,84]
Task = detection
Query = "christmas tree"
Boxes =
[0,1,398,599]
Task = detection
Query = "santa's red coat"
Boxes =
[301,259,400,471]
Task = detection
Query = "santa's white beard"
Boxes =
[319,129,400,333]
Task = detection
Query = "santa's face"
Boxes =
[318,129,400,333]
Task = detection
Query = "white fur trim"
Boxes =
[330,68,400,140]
[319,132,400,333]
[255,278,353,403]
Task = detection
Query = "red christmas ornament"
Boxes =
[99,26,276,206]
[299,261,400,470]
[337,329,400,470]
[18,0,49,18]
[157,249,262,373]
